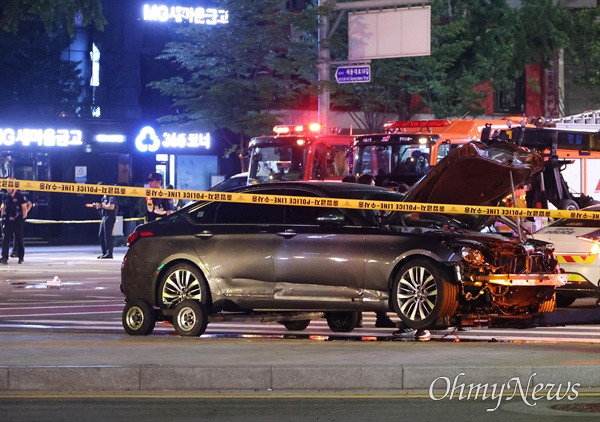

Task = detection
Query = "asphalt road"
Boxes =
[0,245,598,342]
[0,245,599,402]
[2,393,599,422]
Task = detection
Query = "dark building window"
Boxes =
[494,76,525,114]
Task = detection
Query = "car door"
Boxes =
[272,188,368,307]
[189,198,284,300]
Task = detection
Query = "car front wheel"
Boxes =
[391,259,459,330]
[556,295,576,308]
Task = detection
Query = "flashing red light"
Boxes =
[384,119,452,131]
[273,123,322,135]
[273,125,291,135]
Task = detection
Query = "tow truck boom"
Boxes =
[482,111,600,210]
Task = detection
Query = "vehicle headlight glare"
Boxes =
[461,247,485,265]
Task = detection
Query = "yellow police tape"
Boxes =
[3,178,600,221]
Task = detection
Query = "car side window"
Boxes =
[284,189,348,225]
[186,202,219,224]
[215,202,284,224]
[185,201,284,224]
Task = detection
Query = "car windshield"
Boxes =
[353,144,430,178]
[386,211,468,231]
[248,145,306,183]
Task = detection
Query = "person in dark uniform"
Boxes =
[10,195,32,258]
[94,190,117,259]
[1,179,29,264]
[146,172,174,222]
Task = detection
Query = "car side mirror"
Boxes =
[316,211,346,226]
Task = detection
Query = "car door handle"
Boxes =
[195,231,214,238]
[277,230,297,238]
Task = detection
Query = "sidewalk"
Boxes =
[1,331,599,392]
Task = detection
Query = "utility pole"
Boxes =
[317,0,332,129]
[317,0,430,129]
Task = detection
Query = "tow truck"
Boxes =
[482,109,600,210]
[384,117,533,165]
[480,111,600,326]
[349,118,531,187]
[247,123,354,184]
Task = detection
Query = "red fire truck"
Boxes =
[247,124,354,184]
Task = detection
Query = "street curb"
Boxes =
[1,364,598,392]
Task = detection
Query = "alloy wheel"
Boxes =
[161,268,202,308]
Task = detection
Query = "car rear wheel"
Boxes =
[392,259,459,330]
[556,295,576,308]
[280,320,311,331]
[172,299,208,337]
[159,264,209,310]
[122,299,156,336]
[326,311,360,332]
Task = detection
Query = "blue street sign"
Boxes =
[335,65,371,83]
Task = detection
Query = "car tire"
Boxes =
[280,320,311,331]
[556,295,576,308]
[326,311,360,332]
[122,299,156,336]
[537,294,556,313]
[558,199,579,210]
[159,263,209,310]
[172,299,208,337]
[391,258,459,330]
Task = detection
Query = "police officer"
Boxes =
[1,179,29,264]
[146,172,174,222]
[94,190,117,259]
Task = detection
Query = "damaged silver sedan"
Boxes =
[121,141,566,336]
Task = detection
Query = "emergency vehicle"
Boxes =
[382,117,531,165]
[483,109,600,210]
[349,118,530,188]
[349,131,439,187]
[247,124,354,184]
[545,109,600,206]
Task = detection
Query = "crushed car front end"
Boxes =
[446,234,567,317]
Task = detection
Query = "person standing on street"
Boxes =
[146,172,174,222]
[94,190,117,259]
[10,195,32,258]
[1,179,29,264]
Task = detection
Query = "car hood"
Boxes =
[404,140,544,207]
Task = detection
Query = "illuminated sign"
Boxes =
[0,128,83,147]
[135,126,210,153]
[143,4,229,25]
[95,134,126,143]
